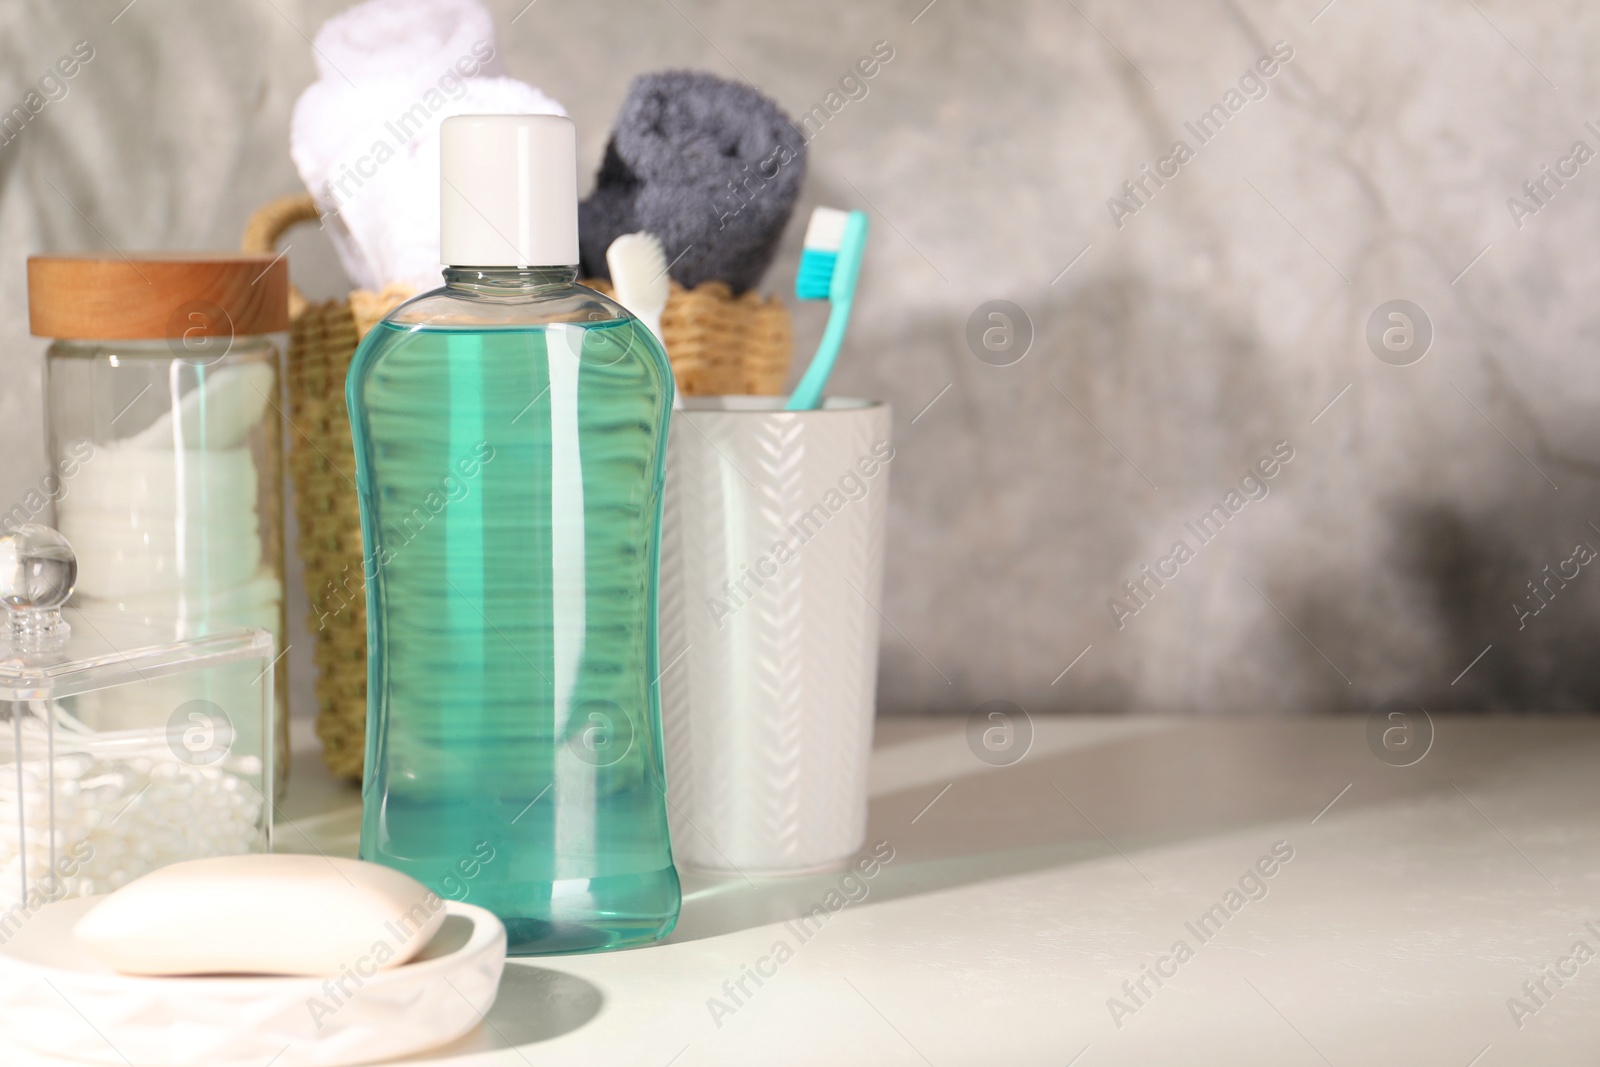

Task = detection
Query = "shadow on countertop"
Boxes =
[664,713,1592,943]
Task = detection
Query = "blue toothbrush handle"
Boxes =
[786,297,853,412]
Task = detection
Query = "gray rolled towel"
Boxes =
[580,71,807,294]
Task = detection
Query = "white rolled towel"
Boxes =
[309,0,505,87]
[290,0,566,292]
[295,76,565,292]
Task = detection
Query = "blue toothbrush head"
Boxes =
[795,207,867,302]
[795,248,839,301]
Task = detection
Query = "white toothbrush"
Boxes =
[606,232,675,406]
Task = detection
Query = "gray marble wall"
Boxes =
[1,0,1594,719]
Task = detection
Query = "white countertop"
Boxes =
[265,713,1600,1066]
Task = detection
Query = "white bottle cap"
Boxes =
[440,114,579,268]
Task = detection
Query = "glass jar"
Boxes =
[0,525,272,917]
[28,254,290,799]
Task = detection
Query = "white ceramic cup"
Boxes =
[658,397,892,875]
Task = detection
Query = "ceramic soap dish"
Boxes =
[0,896,506,1067]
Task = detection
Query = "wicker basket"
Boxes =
[244,194,792,779]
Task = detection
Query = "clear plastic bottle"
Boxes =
[347,115,679,954]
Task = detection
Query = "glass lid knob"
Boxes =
[0,523,77,645]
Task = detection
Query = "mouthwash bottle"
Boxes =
[348,114,680,953]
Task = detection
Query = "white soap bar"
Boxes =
[73,854,447,977]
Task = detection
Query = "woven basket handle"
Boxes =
[242,194,322,321]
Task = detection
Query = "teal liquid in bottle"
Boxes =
[347,115,679,954]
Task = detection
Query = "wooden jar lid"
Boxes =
[28,253,290,340]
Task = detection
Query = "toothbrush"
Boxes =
[606,232,669,344]
[606,232,676,406]
[786,207,869,412]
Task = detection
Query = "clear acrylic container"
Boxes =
[0,526,272,918]
[29,253,290,799]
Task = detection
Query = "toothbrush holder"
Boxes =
[658,397,892,875]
